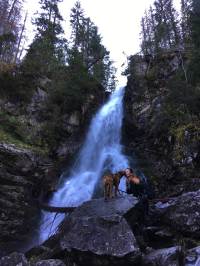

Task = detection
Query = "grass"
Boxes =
[0,125,49,157]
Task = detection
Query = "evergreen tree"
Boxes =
[181,0,193,46]
[70,1,85,50]
[24,0,66,75]
[0,0,25,70]
[190,0,200,48]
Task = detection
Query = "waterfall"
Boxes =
[195,257,200,266]
[39,87,130,242]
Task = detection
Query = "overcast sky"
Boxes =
[24,0,181,88]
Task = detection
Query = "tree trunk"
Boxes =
[13,11,27,65]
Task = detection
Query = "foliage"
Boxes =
[0,69,34,101]
[0,0,117,154]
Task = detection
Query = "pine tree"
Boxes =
[166,0,180,46]
[24,0,66,75]
[181,0,193,46]
[190,0,200,48]
[70,1,85,50]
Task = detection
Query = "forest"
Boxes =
[123,0,200,165]
[0,0,200,157]
[0,0,117,153]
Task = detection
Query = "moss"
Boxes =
[22,234,31,240]
[0,125,49,156]
[29,255,36,262]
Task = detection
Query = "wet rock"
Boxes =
[26,195,142,266]
[142,246,184,266]
[57,195,142,266]
[150,191,200,237]
[146,226,175,243]
[185,246,200,263]
[34,259,65,266]
[0,252,29,266]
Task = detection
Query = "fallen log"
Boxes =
[36,185,76,213]
[38,201,76,213]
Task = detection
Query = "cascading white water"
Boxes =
[195,257,200,266]
[39,87,130,242]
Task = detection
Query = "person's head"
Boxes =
[125,168,134,178]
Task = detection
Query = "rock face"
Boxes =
[0,75,111,251]
[25,195,142,266]
[142,246,184,266]
[0,142,59,244]
[122,51,200,197]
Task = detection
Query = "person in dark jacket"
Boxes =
[125,168,148,251]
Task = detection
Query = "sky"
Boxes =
[24,0,181,89]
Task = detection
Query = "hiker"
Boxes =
[125,167,148,251]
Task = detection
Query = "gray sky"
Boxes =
[24,0,181,88]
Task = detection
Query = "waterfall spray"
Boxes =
[39,87,130,242]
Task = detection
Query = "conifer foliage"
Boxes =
[136,0,200,165]
[140,0,181,54]
[0,0,27,71]
[0,0,118,152]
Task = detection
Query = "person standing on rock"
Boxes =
[125,168,148,251]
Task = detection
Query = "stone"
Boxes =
[185,246,200,263]
[150,191,200,237]
[34,259,65,266]
[63,111,81,126]
[25,195,142,266]
[142,246,184,266]
[57,195,142,266]
[0,252,29,266]
[146,226,175,243]
[4,102,20,115]
[31,87,47,105]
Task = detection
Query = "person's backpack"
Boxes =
[139,180,155,200]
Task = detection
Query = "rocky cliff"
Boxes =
[122,51,200,198]
[0,75,109,254]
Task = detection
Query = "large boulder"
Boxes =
[25,195,142,266]
[0,252,29,266]
[149,191,200,237]
[34,260,66,266]
[185,246,200,265]
[142,246,184,266]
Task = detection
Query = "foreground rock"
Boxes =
[185,247,200,265]
[0,252,29,266]
[26,195,142,266]
[0,253,67,266]
[35,260,66,266]
[142,246,184,266]
[149,191,200,237]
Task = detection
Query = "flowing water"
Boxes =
[39,87,130,242]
